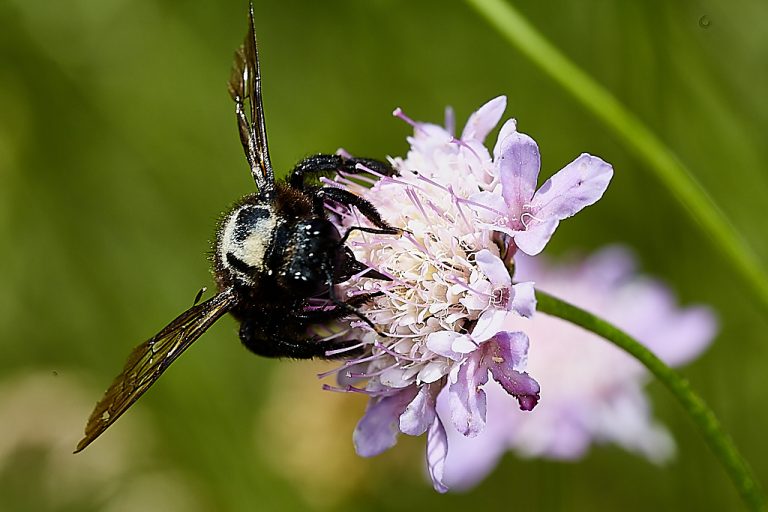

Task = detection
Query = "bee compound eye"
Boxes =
[303,219,341,242]
[283,265,326,297]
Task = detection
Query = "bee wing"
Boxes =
[75,288,238,453]
[228,3,274,193]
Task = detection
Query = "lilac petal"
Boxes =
[468,190,507,212]
[492,331,530,369]
[498,131,541,213]
[471,309,509,343]
[513,219,559,256]
[426,331,469,361]
[492,368,540,411]
[449,352,489,436]
[353,386,418,457]
[400,385,437,436]
[379,366,413,388]
[452,336,478,354]
[460,292,490,312]
[530,153,613,221]
[417,360,449,383]
[426,418,449,493]
[407,123,452,156]
[461,96,506,142]
[475,249,511,286]
[412,121,450,142]
[486,333,540,411]
[492,118,518,160]
[439,386,510,490]
[467,191,508,225]
[511,281,536,318]
[492,369,539,411]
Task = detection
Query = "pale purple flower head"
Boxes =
[469,125,613,256]
[317,97,613,492]
[438,247,717,490]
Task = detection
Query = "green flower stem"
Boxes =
[466,0,768,312]
[536,289,765,511]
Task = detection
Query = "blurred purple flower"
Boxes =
[317,97,612,492]
[438,247,717,490]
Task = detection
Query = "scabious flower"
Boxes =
[318,96,613,492]
[468,123,613,257]
[438,247,717,490]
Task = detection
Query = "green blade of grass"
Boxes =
[466,0,768,311]
[536,289,766,511]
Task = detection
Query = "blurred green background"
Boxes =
[1,0,766,510]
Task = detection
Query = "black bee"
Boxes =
[75,4,399,453]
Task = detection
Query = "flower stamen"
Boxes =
[393,107,427,135]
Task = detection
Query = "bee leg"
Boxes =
[239,317,363,360]
[324,271,382,335]
[298,293,382,323]
[288,153,396,191]
[291,294,383,359]
[335,246,391,282]
[338,225,403,247]
[315,186,402,235]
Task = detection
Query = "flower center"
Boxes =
[492,287,511,308]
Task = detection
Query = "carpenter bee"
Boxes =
[75,4,399,453]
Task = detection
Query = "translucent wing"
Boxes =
[228,3,274,192]
[75,288,238,453]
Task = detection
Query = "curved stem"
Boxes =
[536,289,765,511]
[465,0,768,313]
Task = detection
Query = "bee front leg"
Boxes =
[288,154,396,191]
[315,186,402,237]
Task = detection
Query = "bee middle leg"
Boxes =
[239,293,380,360]
[239,316,366,360]
[315,186,402,237]
[297,292,382,323]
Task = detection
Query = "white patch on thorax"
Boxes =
[219,205,277,276]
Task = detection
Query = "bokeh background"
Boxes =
[1,0,767,510]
